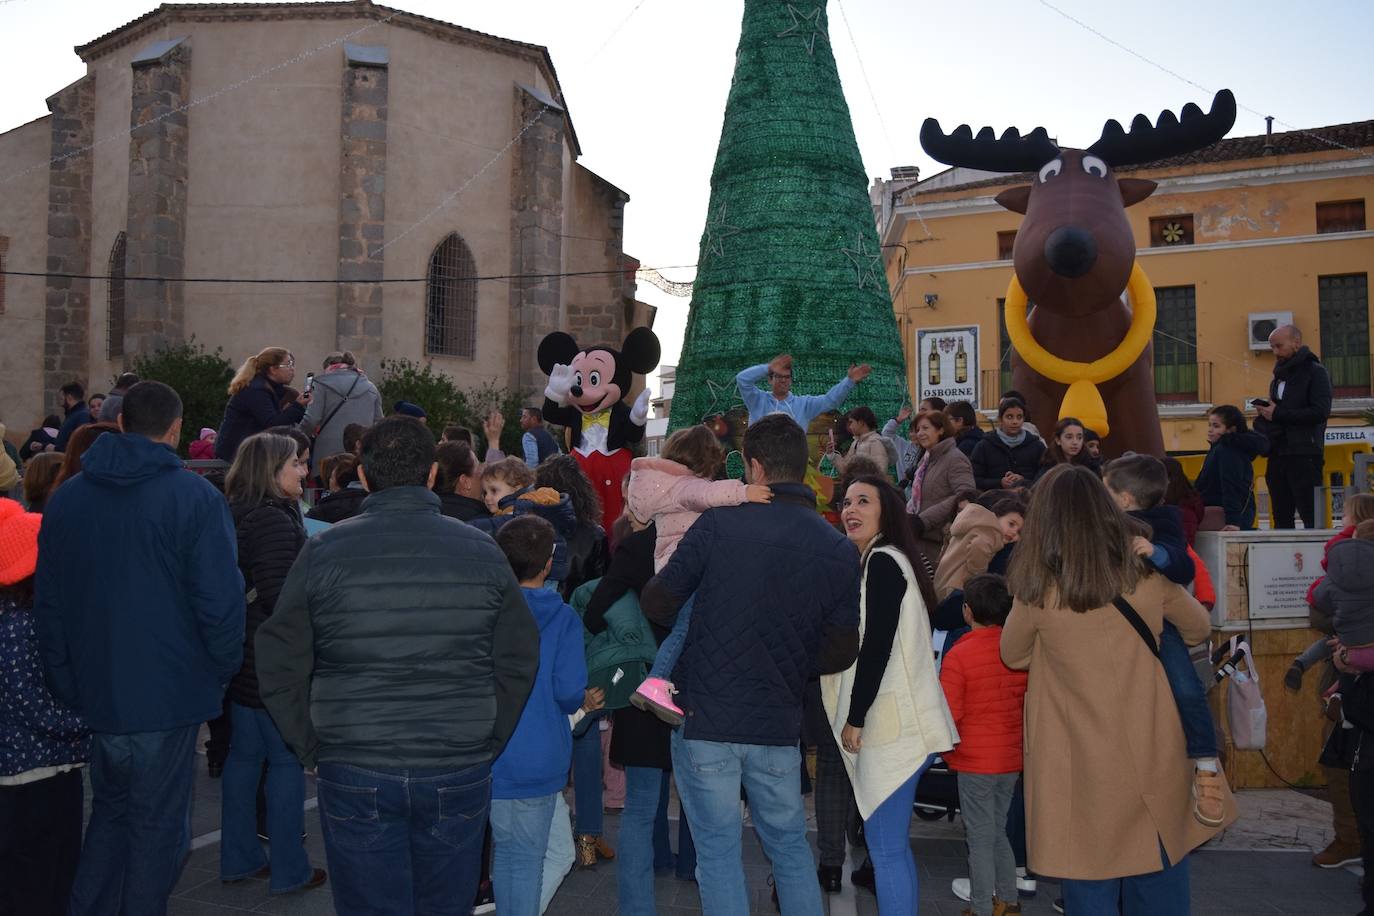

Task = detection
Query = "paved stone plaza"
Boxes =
[159,748,1360,916]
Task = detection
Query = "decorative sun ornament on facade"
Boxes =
[1162,221,1186,244]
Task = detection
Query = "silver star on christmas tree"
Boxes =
[841,234,883,290]
[701,202,741,259]
[777,4,826,56]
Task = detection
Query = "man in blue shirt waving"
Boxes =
[735,353,871,428]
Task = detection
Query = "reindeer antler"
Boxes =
[919,121,1060,174]
[1088,89,1236,167]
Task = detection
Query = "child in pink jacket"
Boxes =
[624,425,770,723]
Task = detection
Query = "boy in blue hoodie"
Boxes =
[491,516,588,916]
[1104,454,1226,828]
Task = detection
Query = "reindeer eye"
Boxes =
[1038,158,1063,183]
[1081,155,1108,178]
[589,371,602,388]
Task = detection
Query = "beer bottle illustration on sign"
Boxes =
[928,344,941,386]
[955,337,968,384]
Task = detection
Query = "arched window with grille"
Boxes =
[425,233,477,358]
[107,232,127,360]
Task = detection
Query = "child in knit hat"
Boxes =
[0,498,89,913]
[189,428,218,460]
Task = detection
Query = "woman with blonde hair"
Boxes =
[214,347,311,461]
[219,432,326,894]
[1001,464,1235,914]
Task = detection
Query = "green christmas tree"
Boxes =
[668,0,908,442]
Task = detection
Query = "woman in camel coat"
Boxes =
[1001,464,1237,914]
[907,409,975,568]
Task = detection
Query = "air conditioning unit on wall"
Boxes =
[1247,311,1294,351]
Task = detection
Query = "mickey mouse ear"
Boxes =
[621,327,661,375]
[537,332,580,374]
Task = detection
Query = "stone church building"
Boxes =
[0,0,650,426]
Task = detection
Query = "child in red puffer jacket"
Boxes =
[939,574,1028,916]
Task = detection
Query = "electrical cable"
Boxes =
[0,263,697,285]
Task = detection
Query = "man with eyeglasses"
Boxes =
[735,353,872,428]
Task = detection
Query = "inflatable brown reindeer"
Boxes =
[921,90,1236,458]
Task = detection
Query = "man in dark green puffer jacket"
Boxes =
[256,416,539,914]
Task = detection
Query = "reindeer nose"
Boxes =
[1044,226,1098,278]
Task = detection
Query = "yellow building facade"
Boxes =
[876,120,1374,454]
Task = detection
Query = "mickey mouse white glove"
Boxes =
[630,389,652,426]
[545,364,574,406]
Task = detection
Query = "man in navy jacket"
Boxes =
[36,381,244,916]
[642,414,860,915]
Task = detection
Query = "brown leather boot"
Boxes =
[594,836,616,860]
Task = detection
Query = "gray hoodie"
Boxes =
[1312,538,1374,647]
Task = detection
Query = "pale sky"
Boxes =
[3,0,1372,392]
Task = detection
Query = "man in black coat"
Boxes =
[256,416,540,912]
[1256,325,1332,529]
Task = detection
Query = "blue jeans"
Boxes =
[316,760,490,916]
[491,793,558,916]
[648,594,695,681]
[1160,621,1217,758]
[572,712,606,836]
[539,793,575,913]
[619,766,665,916]
[70,724,198,916]
[671,732,822,916]
[1061,843,1190,915]
[220,703,312,892]
[864,756,934,916]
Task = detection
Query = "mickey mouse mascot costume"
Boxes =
[538,327,661,529]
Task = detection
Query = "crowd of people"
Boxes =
[0,324,1365,916]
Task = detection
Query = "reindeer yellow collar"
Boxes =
[1003,263,1156,438]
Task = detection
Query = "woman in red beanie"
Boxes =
[0,497,89,915]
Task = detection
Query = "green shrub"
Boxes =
[375,359,530,454]
[128,337,234,453]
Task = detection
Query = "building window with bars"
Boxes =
[1316,200,1366,234]
[425,233,477,358]
[107,232,126,360]
[1319,273,1370,397]
[1149,214,1194,247]
[1153,285,1198,401]
[996,297,1033,397]
[997,230,1016,261]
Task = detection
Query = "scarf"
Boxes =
[997,428,1027,448]
[907,452,931,515]
[1273,346,1316,382]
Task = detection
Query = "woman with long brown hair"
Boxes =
[823,474,955,915]
[51,423,122,490]
[1001,464,1235,914]
[214,348,311,461]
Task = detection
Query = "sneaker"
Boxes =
[1192,766,1227,827]
[952,874,1036,902]
[473,878,496,914]
[1284,662,1305,692]
[630,677,684,726]
[1313,838,1362,868]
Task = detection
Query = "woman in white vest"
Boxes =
[824,474,959,914]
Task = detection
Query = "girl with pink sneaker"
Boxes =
[624,425,771,724]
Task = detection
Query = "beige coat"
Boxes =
[1000,573,1238,880]
[933,503,1005,600]
[822,545,958,819]
[836,429,890,475]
